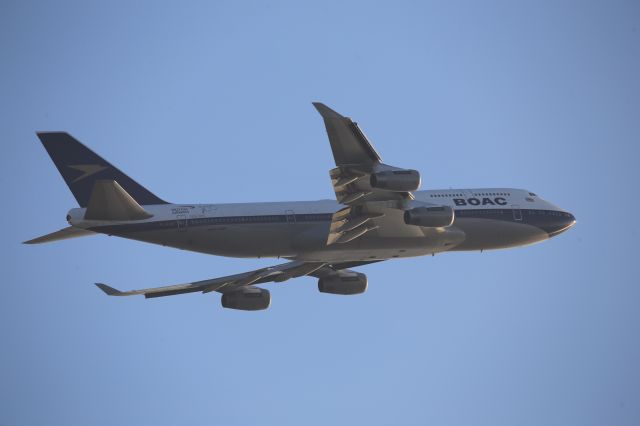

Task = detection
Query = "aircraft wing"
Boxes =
[94,260,378,298]
[313,102,382,168]
[313,102,424,244]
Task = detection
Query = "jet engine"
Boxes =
[318,271,368,295]
[369,170,421,192]
[404,206,455,228]
[221,287,271,311]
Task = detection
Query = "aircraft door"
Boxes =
[177,214,187,231]
[285,210,296,225]
[512,205,522,221]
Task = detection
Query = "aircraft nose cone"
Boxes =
[545,211,576,237]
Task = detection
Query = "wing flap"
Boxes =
[327,210,385,245]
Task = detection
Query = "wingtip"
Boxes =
[312,102,343,119]
[311,101,325,112]
[95,283,123,296]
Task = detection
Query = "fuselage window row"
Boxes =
[430,192,511,198]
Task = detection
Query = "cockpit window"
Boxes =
[528,192,537,196]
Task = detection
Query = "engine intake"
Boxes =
[221,287,271,311]
[318,272,367,295]
[370,170,420,192]
[404,206,455,228]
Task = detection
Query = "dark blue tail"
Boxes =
[37,132,168,207]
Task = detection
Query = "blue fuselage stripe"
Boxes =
[89,208,574,235]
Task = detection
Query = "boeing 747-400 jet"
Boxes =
[27,103,576,310]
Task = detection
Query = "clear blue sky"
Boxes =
[2,1,639,425]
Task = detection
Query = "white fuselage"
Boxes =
[66,188,575,263]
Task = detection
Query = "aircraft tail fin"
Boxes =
[23,226,96,244]
[36,132,168,207]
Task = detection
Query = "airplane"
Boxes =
[26,103,576,311]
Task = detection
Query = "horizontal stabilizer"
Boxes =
[23,226,96,244]
[85,180,153,221]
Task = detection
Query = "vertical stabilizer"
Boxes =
[36,132,168,207]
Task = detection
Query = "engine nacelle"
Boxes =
[221,287,271,311]
[404,206,455,228]
[370,170,421,192]
[318,272,367,295]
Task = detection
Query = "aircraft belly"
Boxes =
[450,218,548,251]
[110,223,296,257]
[293,225,466,262]
[195,224,295,257]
